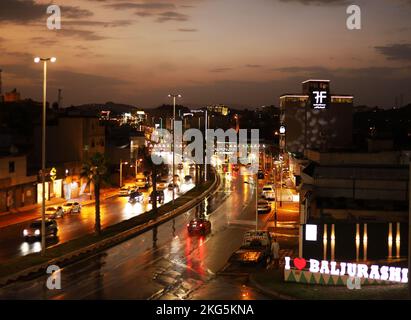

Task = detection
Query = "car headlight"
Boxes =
[23,229,28,236]
[35,229,40,236]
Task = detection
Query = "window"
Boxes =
[9,161,15,173]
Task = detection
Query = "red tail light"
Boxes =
[200,224,203,227]
[187,223,190,227]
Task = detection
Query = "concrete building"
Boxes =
[279,80,353,156]
[32,115,105,201]
[299,148,410,262]
[0,154,37,212]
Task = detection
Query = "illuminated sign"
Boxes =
[279,126,286,134]
[310,90,329,109]
[284,257,408,283]
[50,167,57,181]
[305,224,317,241]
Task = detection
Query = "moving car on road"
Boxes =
[187,218,211,235]
[128,191,144,204]
[261,185,275,200]
[23,219,58,241]
[63,202,81,214]
[257,200,271,213]
[45,206,64,219]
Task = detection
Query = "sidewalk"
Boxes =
[0,187,118,229]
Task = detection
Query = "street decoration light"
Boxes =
[34,56,56,256]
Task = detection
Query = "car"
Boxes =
[118,186,130,197]
[23,219,58,241]
[63,202,81,214]
[156,179,168,190]
[184,175,193,183]
[149,190,165,204]
[45,206,64,219]
[177,163,184,170]
[135,175,147,188]
[187,218,211,235]
[262,185,275,200]
[257,170,265,179]
[128,191,144,203]
[257,200,271,213]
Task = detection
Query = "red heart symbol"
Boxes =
[293,258,307,270]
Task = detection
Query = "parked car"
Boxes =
[118,186,130,197]
[135,175,147,188]
[187,218,211,235]
[156,179,168,190]
[45,206,64,219]
[128,191,144,203]
[63,202,81,214]
[149,190,165,204]
[261,185,275,200]
[257,200,271,213]
[23,219,58,241]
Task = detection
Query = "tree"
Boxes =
[81,152,108,235]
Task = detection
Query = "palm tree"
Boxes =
[81,152,108,235]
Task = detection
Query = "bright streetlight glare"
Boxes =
[50,57,57,63]
[34,57,40,63]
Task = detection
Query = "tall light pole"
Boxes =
[34,56,56,256]
[168,94,181,204]
[120,160,128,187]
[245,174,259,231]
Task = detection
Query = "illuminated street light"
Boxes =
[168,94,182,205]
[120,160,128,187]
[34,56,56,256]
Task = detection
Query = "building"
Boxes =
[299,148,410,262]
[279,80,353,155]
[0,154,37,212]
[32,115,105,201]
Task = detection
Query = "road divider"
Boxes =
[0,171,219,287]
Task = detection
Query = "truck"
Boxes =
[228,230,273,267]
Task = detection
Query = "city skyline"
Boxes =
[1,0,411,108]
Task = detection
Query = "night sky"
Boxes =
[1,0,411,108]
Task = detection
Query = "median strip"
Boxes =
[0,172,219,287]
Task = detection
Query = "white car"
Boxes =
[262,185,275,200]
[257,200,271,213]
[45,206,64,219]
[119,186,130,197]
[63,202,81,214]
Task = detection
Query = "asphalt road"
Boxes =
[0,167,196,263]
[0,169,276,300]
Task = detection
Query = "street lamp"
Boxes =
[245,174,258,231]
[120,160,128,187]
[34,56,56,256]
[168,94,182,204]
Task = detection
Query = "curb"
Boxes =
[0,172,219,288]
[248,273,296,300]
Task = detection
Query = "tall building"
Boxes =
[279,80,353,155]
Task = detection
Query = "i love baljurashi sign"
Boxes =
[284,257,408,286]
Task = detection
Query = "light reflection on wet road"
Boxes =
[0,170,274,300]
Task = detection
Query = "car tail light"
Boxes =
[200,224,203,227]
[187,224,190,227]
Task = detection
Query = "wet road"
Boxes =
[0,170,275,300]
[0,167,196,263]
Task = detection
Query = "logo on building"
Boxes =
[311,90,329,109]
[50,167,57,181]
